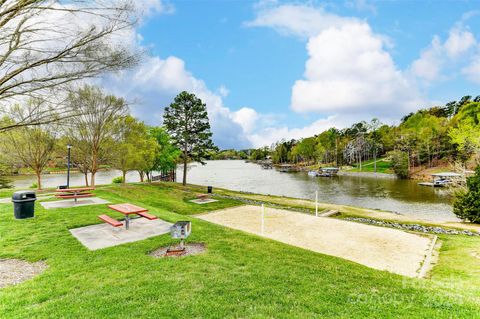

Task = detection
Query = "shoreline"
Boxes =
[1,181,478,234]
[338,171,397,179]
[171,182,479,234]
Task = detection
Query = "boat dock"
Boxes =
[418,172,463,187]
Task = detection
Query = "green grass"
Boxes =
[346,158,393,174]
[0,183,479,318]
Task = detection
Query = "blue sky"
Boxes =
[105,0,480,149]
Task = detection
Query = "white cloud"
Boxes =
[232,108,259,133]
[104,55,252,149]
[94,2,253,149]
[411,36,444,81]
[462,55,480,84]
[217,85,230,97]
[410,24,477,82]
[344,0,377,14]
[134,0,175,18]
[248,115,355,148]
[444,27,476,58]
[245,3,359,38]
[291,22,422,117]
[242,2,428,147]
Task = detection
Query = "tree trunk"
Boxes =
[122,171,127,184]
[36,171,42,190]
[183,158,187,186]
[90,172,96,187]
[139,171,144,182]
[183,146,188,186]
[84,172,89,187]
[91,149,97,187]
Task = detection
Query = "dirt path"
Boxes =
[198,205,435,278]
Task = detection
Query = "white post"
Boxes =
[315,191,318,217]
[261,204,265,234]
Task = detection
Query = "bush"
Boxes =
[453,166,480,223]
[29,182,38,189]
[112,176,124,184]
[0,164,12,189]
[0,175,12,189]
[388,150,409,179]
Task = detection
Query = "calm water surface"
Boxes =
[179,160,456,222]
[10,160,456,222]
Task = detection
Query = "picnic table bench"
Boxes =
[98,214,123,227]
[196,193,210,200]
[99,203,158,230]
[55,187,95,203]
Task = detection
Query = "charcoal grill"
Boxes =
[167,221,192,256]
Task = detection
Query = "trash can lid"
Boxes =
[12,190,37,200]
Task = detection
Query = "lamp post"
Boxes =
[67,144,72,189]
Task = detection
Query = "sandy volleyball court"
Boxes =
[198,205,436,278]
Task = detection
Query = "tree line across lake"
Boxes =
[244,95,480,179]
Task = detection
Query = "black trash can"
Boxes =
[12,191,36,219]
[207,186,213,194]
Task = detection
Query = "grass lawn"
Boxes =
[0,183,479,318]
[346,158,393,174]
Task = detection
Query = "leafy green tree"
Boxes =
[250,147,270,161]
[296,137,316,164]
[272,141,289,164]
[147,127,180,180]
[112,116,156,184]
[163,91,215,186]
[402,112,448,167]
[0,126,55,189]
[388,150,409,179]
[449,102,480,166]
[453,166,480,223]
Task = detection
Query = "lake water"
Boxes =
[9,160,456,222]
[179,160,457,222]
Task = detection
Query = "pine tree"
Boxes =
[163,92,216,186]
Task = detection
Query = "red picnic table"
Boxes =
[55,187,95,203]
[107,203,156,230]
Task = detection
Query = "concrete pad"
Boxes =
[70,217,172,250]
[198,205,436,278]
[40,197,110,209]
[190,198,218,205]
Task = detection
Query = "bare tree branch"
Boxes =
[0,0,141,131]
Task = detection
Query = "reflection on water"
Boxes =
[177,160,457,222]
[10,160,456,222]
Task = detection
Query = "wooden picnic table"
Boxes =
[55,187,95,202]
[108,203,149,230]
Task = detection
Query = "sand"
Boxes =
[198,205,435,278]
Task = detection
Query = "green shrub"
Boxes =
[29,182,38,189]
[112,176,124,184]
[453,166,480,223]
[0,164,12,189]
[0,175,12,189]
[388,150,409,179]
